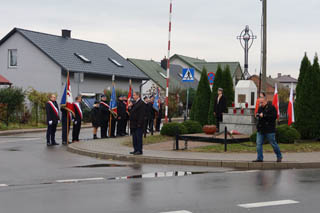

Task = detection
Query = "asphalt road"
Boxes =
[0,128,319,213]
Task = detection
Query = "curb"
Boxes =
[67,145,320,170]
[0,124,92,136]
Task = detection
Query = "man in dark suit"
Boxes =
[72,96,82,142]
[45,94,60,146]
[129,91,145,155]
[116,96,126,136]
[147,95,156,134]
[214,88,227,132]
[99,94,110,138]
[61,107,71,145]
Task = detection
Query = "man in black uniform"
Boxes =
[129,92,145,155]
[148,95,155,133]
[155,101,162,132]
[117,96,126,136]
[99,94,110,138]
[72,96,82,142]
[45,94,60,146]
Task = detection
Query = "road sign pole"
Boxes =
[185,87,189,120]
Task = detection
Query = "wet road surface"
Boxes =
[0,129,319,213]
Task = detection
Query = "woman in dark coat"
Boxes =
[214,88,227,132]
[91,101,100,139]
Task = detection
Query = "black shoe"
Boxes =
[130,151,136,154]
[62,141,67,145]
[52,142,59,146]
[276,157,282,162]
[93,135,98,139]
[133,152,143,155]
[47,143,51,146]
[252,159,263,162]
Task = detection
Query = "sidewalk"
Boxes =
[67,136,320,170]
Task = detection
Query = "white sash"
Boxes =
[74,102,83,119]
[48,101,59,118]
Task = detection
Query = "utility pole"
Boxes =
[261,0,267,92]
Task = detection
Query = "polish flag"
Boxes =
[126,80,132,113]
[287,83,295,126]
[272,83,280,120]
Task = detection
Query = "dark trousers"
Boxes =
[110,118,116,137]
[156,117,161,131]
[148,118,154,132]
[117,118,125,135]
[123,119,128,134]
[46,123,57,144]
[131,127,143,153]
[72,121,81,141]
[62,116,70,143]
[100,120,109,138]
[216,114,223,132]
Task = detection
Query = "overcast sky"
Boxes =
[1,0,319,78]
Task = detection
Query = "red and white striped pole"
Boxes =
[165,0,173,123]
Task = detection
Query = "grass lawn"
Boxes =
[122,134,173,147]
[190,141,320,153]
[0,123,48,131]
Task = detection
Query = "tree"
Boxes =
[27,88,51,124]
[190,67,211,126]
[208,65,223,124]
[0,87,25,126]
[222,65,234,108]
[295,54,319,139]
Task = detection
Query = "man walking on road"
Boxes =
[45,94,60,146]
[253,92,282,162]
[129,92,145,155]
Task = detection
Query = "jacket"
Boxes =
[91,106,100,127]
[46,101,60,124]
[73,102,83,122]
[256,102,277,134]
[129,99,146,129]
[214,94,227,116]
[99,101,110,122]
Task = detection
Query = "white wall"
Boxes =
[170,58,201,81]
[0,32,61,96]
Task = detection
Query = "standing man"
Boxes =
[214,88,227,132]
[99,94,110,138]
[72,96,82,142]
[116,96,126,136]
[155,101,162,132]
[91,101,100,139]
[45,94,60,146]
[253,92,282,162]
[148,95,155,133]
[129,92,145,155]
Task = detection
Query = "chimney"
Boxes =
[160,57,168,70]
[62,29,71,38]
[277,73,281,78]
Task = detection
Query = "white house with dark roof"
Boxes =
[274,73,298,91]
[0,28,148,101]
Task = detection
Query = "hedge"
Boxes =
[160,122,188,136]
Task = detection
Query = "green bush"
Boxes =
[182,120,202,134]
[250,125,301,144]
[160,122,188,136]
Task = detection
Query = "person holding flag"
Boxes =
[99,94,110,138]
[153,88,162,132]
[72,96,83,142]
[46,94,60,146]
[60,72,75,144]
[254,92,282,163]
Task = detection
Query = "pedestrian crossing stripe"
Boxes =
[182,68,195,82]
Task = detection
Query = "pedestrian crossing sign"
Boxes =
[182,68,195,82]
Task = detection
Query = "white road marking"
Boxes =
[238,200,300,208]
[56,177,105,183]
[0,184,8,187]
[227,170,260,174]
[0,138,40,144]
[160,211,192,213]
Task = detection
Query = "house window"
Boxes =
[108,58,123,67]
[8,49,17,67]
[74,53,91,63]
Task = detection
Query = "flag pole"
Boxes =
[128,79,131,136]
[109,75,115,137]
[66,71,70,145]
[165,0,173,123]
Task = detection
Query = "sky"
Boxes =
[1,0,319,79]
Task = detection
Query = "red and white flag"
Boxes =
[272,83,280,120]
[287,83,295,126]
[126,80,132,112]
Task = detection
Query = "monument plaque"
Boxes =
[238,94,246,103]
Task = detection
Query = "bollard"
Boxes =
[224,126,227,152]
